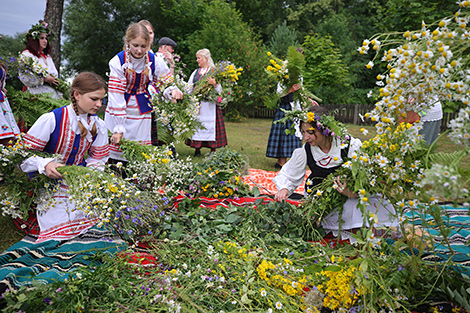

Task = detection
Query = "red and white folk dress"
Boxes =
[105,51,174,160]
[20,104,109,242]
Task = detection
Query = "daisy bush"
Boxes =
[151,74,202,144]
[357,2,470,206]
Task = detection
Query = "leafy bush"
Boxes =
[186,0,272,117]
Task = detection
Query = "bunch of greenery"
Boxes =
[6,87,68,129]
[151,74,202,144]
[192,60,243,109]
[117,139,195,199]
[0,135,58,220]
[185,147,254,198]
[264,46,320,109]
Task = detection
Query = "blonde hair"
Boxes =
[197,48,215,68]
[70,72,107,138]
[138,19,154,49]
[122,23,150,51]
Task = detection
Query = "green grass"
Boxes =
[1,118,467,253]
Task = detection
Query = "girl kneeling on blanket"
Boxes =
[20,72,109,243]
[273,106,398,241]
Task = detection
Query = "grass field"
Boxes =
[1,118,467,253]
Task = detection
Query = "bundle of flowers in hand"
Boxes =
[151,74,202,144]
[0,134,59,220]
[16,52,70,99]
[265,46,321,109]
[192,60,243,109]
[358,2,470,204]
[117,138,195,199]
[52,165,170,244]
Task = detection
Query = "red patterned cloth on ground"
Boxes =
[172,195,301,209]
[242,168,311,195]
[13,210,40,237]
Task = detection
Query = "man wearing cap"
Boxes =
[156,37,177,76]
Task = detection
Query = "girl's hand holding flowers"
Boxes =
[334,176,356,198]
[110,132,123,145]
[45,161,64,179]
[44,74,59,86]
[207,76,217,87]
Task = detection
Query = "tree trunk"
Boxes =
[44,0,65,76]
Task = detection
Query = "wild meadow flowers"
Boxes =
[0,134,59,219]
[192,60,243,109]
[265,46,320,109]
[151,74,202,143]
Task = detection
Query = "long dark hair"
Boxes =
[24,37,52,58]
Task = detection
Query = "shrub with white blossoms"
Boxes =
[358,2,470,203]
[151,74,202,144]
[419,163,467,200]
[448,106,470,146]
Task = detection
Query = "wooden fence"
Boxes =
[246,104,455,131]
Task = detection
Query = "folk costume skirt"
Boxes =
[266,99,302,159]
[190,104,227,149]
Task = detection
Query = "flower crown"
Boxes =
[23,22,54,45]
[276,108,351,146]
[306,111,350,145]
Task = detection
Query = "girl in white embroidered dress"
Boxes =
[20,72,109,242]
[105,23,182,162]
[273,106,398,242]
[19,20,62,99]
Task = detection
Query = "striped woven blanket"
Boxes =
[0,226,126,294]
[402,204,470,275]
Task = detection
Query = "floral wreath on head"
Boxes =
[23,22,54,45]
[276,107,351,146]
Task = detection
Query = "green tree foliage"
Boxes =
[229,0,300,42]
[187,0,271,118]
[377,0,457,32]
[302,33,351,104]
[267,20,299,59]
[63,0,145,76]
[63,0,206,78]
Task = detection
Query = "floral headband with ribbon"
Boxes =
[23,22,54,45]
[276,108,351,145]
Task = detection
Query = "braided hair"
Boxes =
[69,72,107,138]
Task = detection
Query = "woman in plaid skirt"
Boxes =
[186,49,227,157]
[266,83,303,169]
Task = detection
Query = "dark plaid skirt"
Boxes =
[266,101,302,158]
[190,105,227,149]
[150,111,159,146]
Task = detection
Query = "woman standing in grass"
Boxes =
[105,23,182,162]
[19,72,109,242]
[186,48,227,157]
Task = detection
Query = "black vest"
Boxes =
[304,140,350,191]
